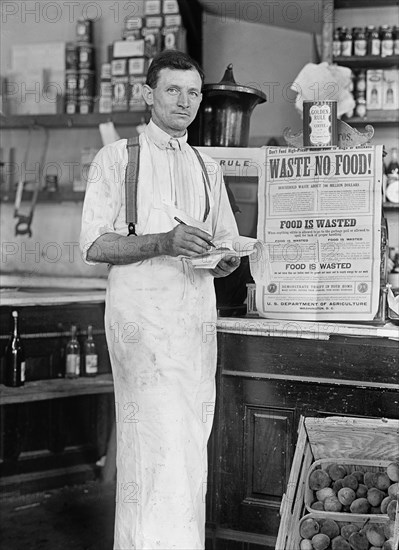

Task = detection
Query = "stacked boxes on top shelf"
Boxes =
[98,0,186,114]
[65,19,96,115]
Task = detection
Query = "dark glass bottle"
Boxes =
[65,325,80,379]
[367,26,381,56]
[354,27,367,56]
[381,25,394,57]
[4,310,25,387]
[341,27,353,57]
[83,325,98,377]
[333,28,341,57]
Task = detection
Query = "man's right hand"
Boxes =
[161,224,213,257]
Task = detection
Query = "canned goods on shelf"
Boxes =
[78,43,94,70]
[303,100,338,148]
[79,70,96,97]
[65,70,79,92]
[76,19,93,43]
[78,97,94,115]
[65,42,79,70]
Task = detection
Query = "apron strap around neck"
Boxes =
[191,146,210,222]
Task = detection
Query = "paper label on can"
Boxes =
[309,104,332,146]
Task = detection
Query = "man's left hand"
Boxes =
[210,255,241,278]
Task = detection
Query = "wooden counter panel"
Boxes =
[218,332,399,387]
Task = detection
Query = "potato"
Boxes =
[381,495,394,514]
[316,487,335,502]
[311,501,325,511]
[386,462,399,482]
[331,535,351,550]
[356,484,368,499]
[324,495,343,512]
[387,482,399,499]
[350,497,370,514]
[365,524,386,547]
[342,474,358,491]
[383,520,395,539]
[333,479,345,494]
[312,533,330,550]
[300,539,313,550]
[364,471,377,488]
[328,463,347,481]
[367,487,386,507]
[309,469,331,491]
[300,518,320,539]
[374,472,391,491]
[320,519,340,539]
[341,523,360,540]
[382,539,395,550]
[386,499,397,521]
[348,530,370,550]
[338,487,356,506]
[352,470,365,484]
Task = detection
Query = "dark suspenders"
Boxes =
[125,137,211,236]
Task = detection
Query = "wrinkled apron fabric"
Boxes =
[105,148,216,549]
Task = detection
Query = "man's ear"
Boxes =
[142,84,154,106]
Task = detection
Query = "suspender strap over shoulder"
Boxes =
[125,138,211,235]
[125,136,140,236]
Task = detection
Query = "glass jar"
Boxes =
[393,26,399,55]
[367,25,381,56]
[341,27,353,57]
[381,25,394,57]
[356,70,367,94]
[355,94,367,118]
[333,28,341,57]
[353,27,367,56]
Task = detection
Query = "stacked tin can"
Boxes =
[65,19,95,115]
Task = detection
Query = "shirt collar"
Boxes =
[145,119,188,150]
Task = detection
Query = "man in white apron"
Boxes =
[80,50,240,549]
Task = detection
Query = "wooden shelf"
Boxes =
[0,189,85,203]
[334,55,399,69]
[0,111,149,130]
[343,112,399,126]
[383,202,399,210]
[335,0,398,8]
[0,374,114,405]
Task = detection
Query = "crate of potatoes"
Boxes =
[276,416,399,550]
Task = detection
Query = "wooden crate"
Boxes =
[276,416,399,550]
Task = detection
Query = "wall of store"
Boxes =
[1,2,397,277]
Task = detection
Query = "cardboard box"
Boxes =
[164,14,182,27]
[113,40,151,59]
[111,58,128,76]
[162,0,179,14]
[144,15,164,28]
[112,76,129,111]
[124,16,144,30]
[141,27,163,57]
[382,69,399,111]
[162,26,186,52]
[366,70,384,110]
[128,57,148,75]
[128,75,147,111]
[276,416,399,550]
[144,0,161,15]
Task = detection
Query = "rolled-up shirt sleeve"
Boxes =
[79,142,125,265]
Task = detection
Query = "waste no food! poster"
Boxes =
[251,145,383,321]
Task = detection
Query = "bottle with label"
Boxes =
[393,26,399,55]
[367,26,381,56]
[4,310,25,387]
[381,25,394,57]
[83,325,98,377]
[65,325,80,379]
[353,27,367,56]
[340,27,353,57]
[333,28,341,57]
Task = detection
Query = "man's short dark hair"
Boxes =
[146,50,204,88]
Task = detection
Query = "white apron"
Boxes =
[105,158,217,549]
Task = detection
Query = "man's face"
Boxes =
[143,68,202,137]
